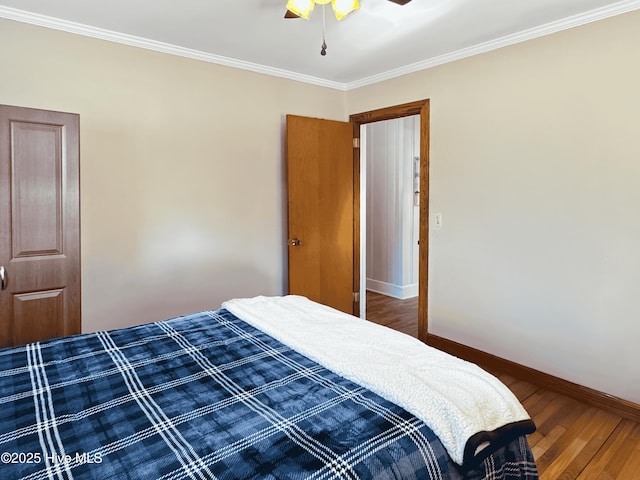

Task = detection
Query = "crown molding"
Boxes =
[1,0,638,92]
[0,5,347,91]
[345,0,640,90]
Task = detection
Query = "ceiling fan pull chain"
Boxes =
[321,3,327,56]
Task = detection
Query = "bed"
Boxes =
[0,295,538,479]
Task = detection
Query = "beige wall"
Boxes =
[348,10,640,404]
[0,18,346,333]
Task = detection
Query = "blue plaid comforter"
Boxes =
[0,309,538,479]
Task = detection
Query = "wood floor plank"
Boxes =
[365,291,418,338]
[537,395,588,437]
[532,424,568,459]
[616,446,640,479]
[557,409,621,479]
[577,420,634,479]
[508,379,540,402]
[540,436,588,479]
[579,420,640,479]
[523,389,557,422]
[365,292,640,479]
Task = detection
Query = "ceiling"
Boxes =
[0,0,638,89]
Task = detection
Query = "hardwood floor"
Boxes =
[366,290,419,338]
[365,291,640,479]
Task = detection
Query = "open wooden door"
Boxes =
[286,115,356,315]
[0,105,81,348]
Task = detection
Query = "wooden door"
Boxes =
[286,115,356,315]
[0,105,81,348]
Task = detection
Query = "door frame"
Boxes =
[349,99,430,341]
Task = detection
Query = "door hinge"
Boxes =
[353,137,360,149]
[353,292,360,303]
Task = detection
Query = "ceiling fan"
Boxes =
[285,0,413,56]
[285,0,413,20]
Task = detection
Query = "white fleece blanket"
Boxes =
[222,295,531,466]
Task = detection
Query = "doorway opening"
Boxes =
[361,115,420,337]
[349,99,429,341]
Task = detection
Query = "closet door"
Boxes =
[0,105,80,348]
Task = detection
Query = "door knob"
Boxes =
[290,238,303,247]
[0,266,6,290]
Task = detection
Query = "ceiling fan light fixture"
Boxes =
[285,0,359,21]
[286,0,315,19]
[331,0,360,20]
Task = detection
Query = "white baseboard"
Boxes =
[366,279,418,299]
